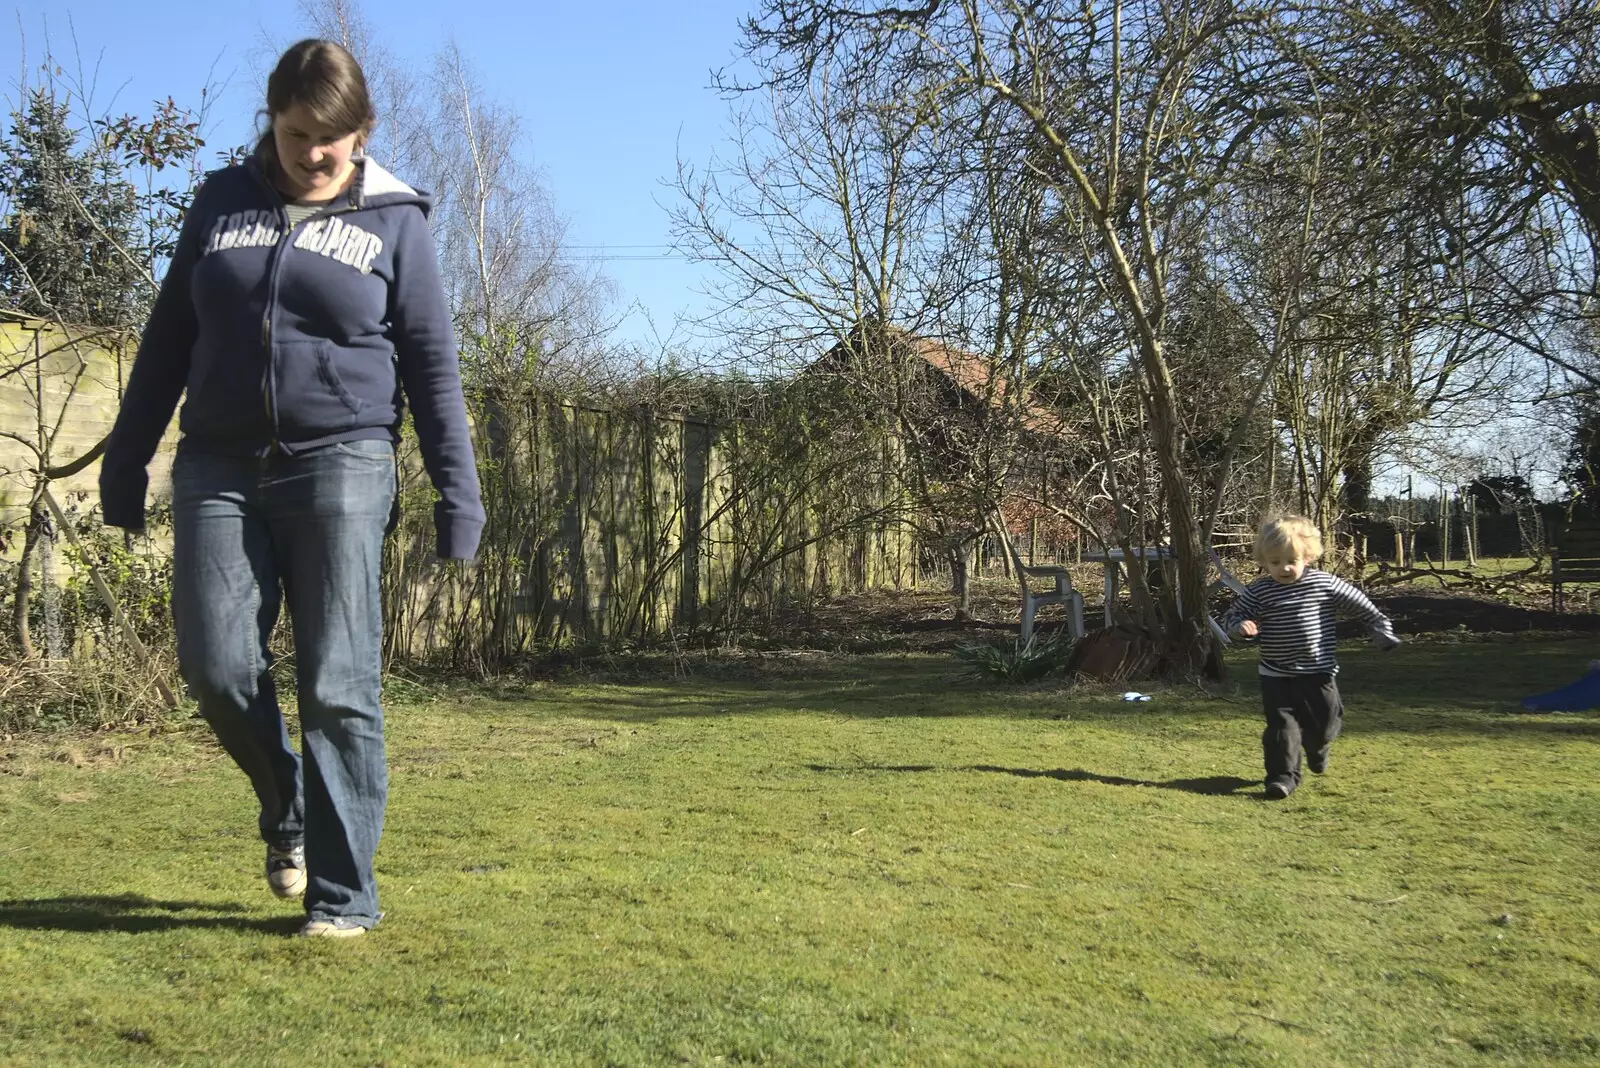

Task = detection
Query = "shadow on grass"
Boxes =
[0,894,300,935]
[440,641,1600,738]
[1353,708,1600,738]
[806,763,1259,796]
[541,669,1600,739]
[975,766,1261,796]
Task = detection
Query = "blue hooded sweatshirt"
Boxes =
[100,155,485,559]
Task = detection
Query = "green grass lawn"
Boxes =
[3,640,1598,1066]
[1464,556,1541,576]
[1360,556,1541,579]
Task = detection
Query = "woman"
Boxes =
[100,39,483,937]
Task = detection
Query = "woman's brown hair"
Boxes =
[254,39,377,180]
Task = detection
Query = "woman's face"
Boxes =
[271,102,361,201]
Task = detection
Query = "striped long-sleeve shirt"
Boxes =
[1220,569,1399,676]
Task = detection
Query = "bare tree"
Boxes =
[737,0,1339,671]
[422,44,616,391]
[1,39,210,662]
[675,47,1089,620]
[1296,0,1600,402]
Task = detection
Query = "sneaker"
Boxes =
[266,842,306,899]
[1264,780,1295,801]
[299,915,372,939]
[1307,751,1328,775]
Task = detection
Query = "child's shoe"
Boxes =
[1264,779,1295,800]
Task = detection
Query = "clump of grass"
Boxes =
[955,631,1076,681]
[0,647,187,735]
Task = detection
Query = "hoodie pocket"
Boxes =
[274,339,364,436]
[182,342,269,441]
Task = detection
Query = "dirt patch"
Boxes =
[398,574,1599,688]
[745,582,1023,653]
[757,577,1600,652]
[1366,589,1600,638]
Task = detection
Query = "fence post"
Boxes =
[1439,478,1450,564]
[1466,492,1478,567]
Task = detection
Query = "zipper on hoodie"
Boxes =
[246,163,291,455]
[247,158,370,454]
[261,315,275,452]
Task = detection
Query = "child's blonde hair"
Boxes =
[1254,515,1323,564]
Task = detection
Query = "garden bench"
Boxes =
[1552,519,1600,612]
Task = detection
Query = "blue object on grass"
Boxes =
[1521,663,1600,712]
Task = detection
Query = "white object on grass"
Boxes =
[1121,691,1152,702]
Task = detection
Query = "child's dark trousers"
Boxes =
[1260,673,1343,788]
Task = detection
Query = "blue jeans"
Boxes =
[171,439,396,925]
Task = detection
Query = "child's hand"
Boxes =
[1239,620,1259,638]
[1372,631,1400,652]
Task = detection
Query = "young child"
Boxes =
[1221,516,1400,800]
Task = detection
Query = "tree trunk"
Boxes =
[1439,483,1451,565]
[1349,522,1369,576]
[1138,339,1217,677]
[11,508,40,660]
[948,543,971,621]
[1340,448,1376,575]
[1465,495,1478,567]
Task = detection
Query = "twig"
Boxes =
[1235,1011,1316,1034]
[1367,560,1544,589]
[1351,892,1409,906]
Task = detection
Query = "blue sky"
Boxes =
[1,0,757,348]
